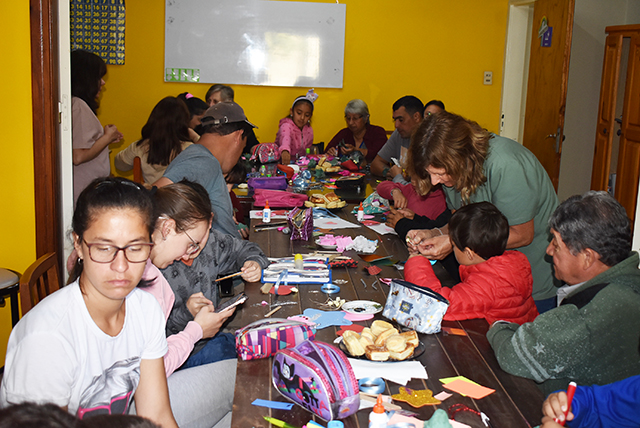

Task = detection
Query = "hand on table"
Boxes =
[542,391,574,425]
[186,292,213,317]
[390,188,408,209]
[193,304,235,338]
[241,260,262,282]
[406,230,452,260]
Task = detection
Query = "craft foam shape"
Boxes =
[302,308,352,330]
[391,387,440,407]
[342,312,374,322]
[442,379,495,400]
[336,324,365,336]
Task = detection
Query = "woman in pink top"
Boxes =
[71,50,123,203]
[275,89,318,164]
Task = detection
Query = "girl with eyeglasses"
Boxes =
[1,177,177,427]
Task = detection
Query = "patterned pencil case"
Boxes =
[235,318,316,361]
[383,279,449,334]
[273,340,360,421]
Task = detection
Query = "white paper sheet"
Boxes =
[366,223,397,235]
[347,359,427,386]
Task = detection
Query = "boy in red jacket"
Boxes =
[405,201,539,325]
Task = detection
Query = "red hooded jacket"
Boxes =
[405,251,539,325]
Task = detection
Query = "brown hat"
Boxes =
[200,101,257,128]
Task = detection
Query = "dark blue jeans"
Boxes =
[182,332,237,370]
[534,296,557,314]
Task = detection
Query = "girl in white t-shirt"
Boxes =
[0,178,178,428]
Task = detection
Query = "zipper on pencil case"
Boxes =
[317,342,358,398]
[314,343,350,400]
[393,279,449,304]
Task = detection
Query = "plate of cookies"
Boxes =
[340,320,423,361]
[304,192,347,210]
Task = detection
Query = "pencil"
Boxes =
[265,306,281,317]
[214,271,243,282]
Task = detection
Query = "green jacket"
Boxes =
[487,252,640,395]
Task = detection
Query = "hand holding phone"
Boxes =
[215,293,248,313]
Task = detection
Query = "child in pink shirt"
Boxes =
[275,89,318,164]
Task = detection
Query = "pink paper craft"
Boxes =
[434,391,452,401]
[361,220,380,226]
[442,379,495,399]
[343,312,374,321]
[363,214,374,219]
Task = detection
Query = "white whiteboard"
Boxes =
[165,0,346,88]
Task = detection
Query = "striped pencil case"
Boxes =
[235,318,316,361]
[273,340,360,421]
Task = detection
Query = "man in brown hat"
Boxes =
[154,102,256,238]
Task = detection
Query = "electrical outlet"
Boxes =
[484,71,493,85]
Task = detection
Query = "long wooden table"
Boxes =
[230,206,544,428]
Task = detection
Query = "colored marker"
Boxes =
[263,415,301,428]
[554,381,577,426]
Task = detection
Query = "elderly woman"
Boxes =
[405,111,559,313]
[325,99,387,163]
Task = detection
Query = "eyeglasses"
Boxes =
[183,229,200,255]
[345,115,364,122]
[82,240,153,263]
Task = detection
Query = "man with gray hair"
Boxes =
[488,191,640,394]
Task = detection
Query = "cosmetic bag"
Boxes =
[235,318,316,361]
[247,176,288,191]
[273,340,360,421]
[288,207,314,241]
[382,279,449,334]
[250,142,281,163]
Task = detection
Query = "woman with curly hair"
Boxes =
[405,111,559,313]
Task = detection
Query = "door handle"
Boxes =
[545,127,564,153]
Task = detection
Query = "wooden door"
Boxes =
[591,34,624,191]
[521,0,575,190]
[614,34,640,221]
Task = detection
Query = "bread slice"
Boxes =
[399,330,419,347]
[359,335,374,348]
[389,343,416,361]
[342,330,365,356]
[371,320,394,337]
[361,328,375,342]
[384,334,407,352]
[365,345,390,361]
[374,328,399,346]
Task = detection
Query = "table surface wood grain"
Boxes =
[229,204,544,428]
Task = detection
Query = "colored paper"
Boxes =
[439,376,479,385]
[434,391,452,401]
[251,399,294,410]
[442,327,467,336]
[442,379,495,399]
[342,312,374,322]
[336,324,365,335]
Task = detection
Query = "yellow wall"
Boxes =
[104,0,509,172]
[0,0,36,363]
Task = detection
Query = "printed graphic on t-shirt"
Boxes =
[76,357,140,419]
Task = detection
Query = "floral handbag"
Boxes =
[382,279,449,334]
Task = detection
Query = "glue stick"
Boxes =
[294,254,304,270]
[262,201,271,223]
[368,394,388,428]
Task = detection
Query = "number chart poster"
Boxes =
[70,0,125,65]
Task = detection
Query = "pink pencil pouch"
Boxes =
[235,318,316,361]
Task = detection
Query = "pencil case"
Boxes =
[382,279,449,334]
[273,340,360,421]
[247,176,288,191]
[235,318,316,361]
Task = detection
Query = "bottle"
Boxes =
[294,253,304,270]
[368,394,388,428]
[357,202,364,222]
[260,165,266,176]
[262,201,271,223]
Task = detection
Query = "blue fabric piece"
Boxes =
[181,332,237,369]
[534,296,557,314]
[567,375,640,428]
[251,399,294,410]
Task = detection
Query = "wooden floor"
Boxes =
[230,206,544,428]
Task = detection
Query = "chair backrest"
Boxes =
[133,156,144,184]
[19,252,60,315]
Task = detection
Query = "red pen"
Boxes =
[555,381,577,426]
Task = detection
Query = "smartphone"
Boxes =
[215,293,247,313]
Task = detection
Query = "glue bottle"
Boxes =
[368,394,388,428]
[294,253,304,270]
[357,202,364,222]
[262,201,271,223]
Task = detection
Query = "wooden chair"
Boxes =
[19,252,61,315]
[133,156,144,184]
